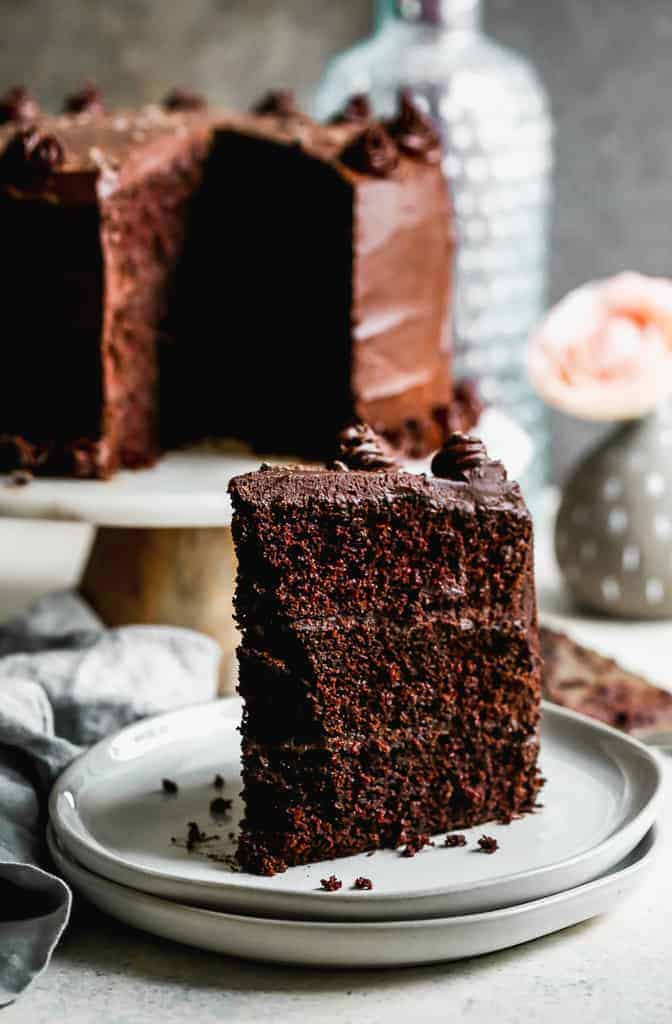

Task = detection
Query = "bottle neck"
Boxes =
[375,0,482,32]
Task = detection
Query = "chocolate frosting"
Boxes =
[332,422,399,471]
[0,85,40,125]
[431,433,507,485]
[64,82,105,115]
[331,93,372,125]
[0,126,65,185]
[387,91,441,164]
[163,88,207,112]
[339,123,399,178]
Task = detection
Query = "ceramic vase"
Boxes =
[555,402,672,618]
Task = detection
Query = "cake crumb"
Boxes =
[320,875,342,892]
[185,821,222,852]
[401,834,432,858]
[478,835,499,854]
[187,821,206,850]
[213,773,225,789]
[444,834,467,848]
[353,876,373,890]
[210,797,233,817]
[162,778,178,795]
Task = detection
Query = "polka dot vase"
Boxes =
[556,402,672,618]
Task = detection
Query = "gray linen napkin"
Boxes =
[0,591,220,1007]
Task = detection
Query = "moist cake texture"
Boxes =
[0,89,457,477]
[230,429,542,875]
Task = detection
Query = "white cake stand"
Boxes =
[0,409,532,691]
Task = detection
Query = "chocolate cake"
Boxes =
[541,626,672,738]
[0,90,457,478]
[0,105,212,477]
[229,429,542,875]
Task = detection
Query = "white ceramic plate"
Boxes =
[48,824,658,968]
[49,698,662,921]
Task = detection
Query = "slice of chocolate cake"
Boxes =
[541,626,672,738]
[0,91,456,478]
[230,429,542,875]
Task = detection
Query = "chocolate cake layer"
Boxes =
[238,621,538,745]
[231,469,534,629]
[230,450,541,875]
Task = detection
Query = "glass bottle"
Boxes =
[313,0,553,496]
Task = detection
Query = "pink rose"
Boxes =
[528,272,672,420]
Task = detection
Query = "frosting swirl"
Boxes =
[340,123,399,178]
[431,433,506,484]
[0,127,65,185]
[64,82,105,115]
[162,87,207,112]
[387,91,441,164]
[0,86,40,126]
[253,89,301,118]
[332,422,398,471]
[331,93,372,125]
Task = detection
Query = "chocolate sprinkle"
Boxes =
[340,123,399,178]
[163,88,207,112]
[0,126,65,185]
[478,835,499,854]
[332,422,398,471]
[161,778,178,795]
[64,82,104,115]
[444,834,467,848]
[331,93,372,125]
[0,85,40,126]
[387,90,441,163]
[320,874,343,892]
[353,876,373,890]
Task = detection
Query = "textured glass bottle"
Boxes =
[314,0,553,495]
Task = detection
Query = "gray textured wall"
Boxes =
[1,0,668,476]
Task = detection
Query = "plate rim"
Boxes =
[47,821,659,930]
[49,698,664,909]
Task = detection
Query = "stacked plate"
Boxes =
[49,697,662,968]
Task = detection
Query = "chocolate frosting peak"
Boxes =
[431,433,506,485]
[0,126,65,185]
[340,123,399,178]
[331,93,372,125]
[332,422,399,471]
[162,87,207,112]
[388,90,441,164]
[253,89,301,118]
[64,82,104,115]
[0,85,40,126]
